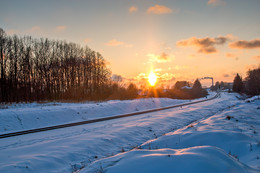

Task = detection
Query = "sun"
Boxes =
[148,71,157,86]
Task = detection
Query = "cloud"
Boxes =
[155,68,163,72]
[253,55,260,59]
[129,6,137,13]
[6,29,17,35]
[176,35,231,54]
[106,39,132,48]
[147,5,173,14]
[223,74,230,78]
[106,40,124,46]
[229,39,260,49]
[134,73,147,81]
[29,26,41,33]
[84,38,91,44]
[147,52,172,63]
[158,52,171,62]
[56,25,66,31]
[208,0,226,6]
[226,53,239,60]
[159,73,176,82]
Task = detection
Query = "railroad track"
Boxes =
[0,93,220,139]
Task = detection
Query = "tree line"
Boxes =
[0,28,111,102]
[147,79,208,99]
[233,66,260,96]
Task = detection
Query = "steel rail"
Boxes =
[0,93,219,139]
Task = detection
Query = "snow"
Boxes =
[245,95,260,102]
[0,94,214,133]
[181,86,192,89]
[83,94,260,173]
[84,146,252,173]
[0,92,259,173]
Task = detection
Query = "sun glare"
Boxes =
[148,71,157,86]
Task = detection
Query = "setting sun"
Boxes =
[148,71,157,86]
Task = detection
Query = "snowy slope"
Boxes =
[83,95,260,173]
[0,92,240,173]
[0,94,214,133]
[84,146,252,173]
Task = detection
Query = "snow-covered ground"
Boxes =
[84,146,252,173]
[83,94,260,173]
[0,92,258,173]
[0,93,215,133]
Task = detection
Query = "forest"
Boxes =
[0,28,111,102]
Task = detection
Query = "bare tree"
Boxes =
[0,28,112,102]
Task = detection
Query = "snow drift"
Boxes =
[84,146,252,173]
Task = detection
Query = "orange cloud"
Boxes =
[155,68,163,72]
[226,53,239,60]
[223,73,230,78]
[134,73,147,81]
[147,52,172,63]
[159,73,176,82]
[147,5,172,14]
[29,26,41,33]
[229,39,260,49]
[208,0,226,6]
[106,39,124,46]
[176,35,231,54]
[129,6,137,13]
[84,38,91,44]
[253,55,260,59]
[6,29,17,35]
[106,39,132,48]
[56,25,66,31]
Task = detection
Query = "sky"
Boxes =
[1,0,260,87]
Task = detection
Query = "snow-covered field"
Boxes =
[84,94,260,173]
[0,92,259,173]
[0,93,214,133]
